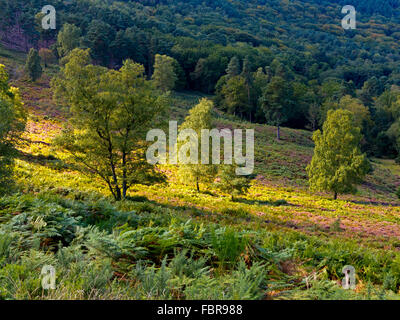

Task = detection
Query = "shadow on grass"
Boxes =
[233,197,290,207]
[348,199,400,207]
[121,194,263,223]
[16,150,70,170]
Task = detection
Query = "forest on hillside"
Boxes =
[1,0,399,161]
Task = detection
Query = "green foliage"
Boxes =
[220,76,250,118]
[0,187,400,300]
[307,109,370,199]
[57,23,82,58]
[259,76,294,140]
[216,164,251,200]
[210,228,247,270]
[226,56,240,79]
[84,20,115,65]
[3,0,400,302]
[0,197,81,251]
[152,54,178,92]
[339,95,371,129]
[230,261,268,300]
[51,49,168,200]
[178,98,218,192]
[25,48,42,81]
[0,65,26,194]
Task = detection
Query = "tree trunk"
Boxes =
[114,186,122,201]
[122,152,127,199]
[247,85,251,122]
[196,178,200,192]
[334,192,338,200]
[122,183,127,199]
[277,125,281,141]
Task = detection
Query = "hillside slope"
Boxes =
[1,45,400,299]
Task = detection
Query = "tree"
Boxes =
[57,23,82,58]
[0,65,26,193]
[178,98,217,192]
[339,95,371,128]
[252,67,269,122]
[85,20,115,66]
[320,80,345,103]
[172,58,186,90]
[259,76,293,140]
[306,102,320,132]
[25,48,42,81]
[226,56,240,79]
[39,48,55,68]
[241,56,253,119]
[216,164,251,200]
[387,120,400,158]
[307,109,370,200]
[51,49,168,200]
[152,54,178,92]
[322,95,372,129]
[360,76,381,106]
[220,76,250,118]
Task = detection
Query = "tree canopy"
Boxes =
[52,49,168,200]
[307,109,370,199]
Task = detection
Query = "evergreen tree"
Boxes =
[307,109,370,200]
[25,48,42,81]
[226,56,240,79]
[85,20,115,66]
